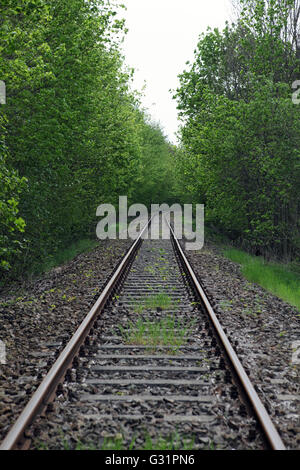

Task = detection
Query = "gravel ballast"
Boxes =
[0,239,131,443]
[0,237,299,450]
[184,242,300,449]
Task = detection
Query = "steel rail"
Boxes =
[1,214,286,450]
[167,219,286,450]
[0,219,151,450]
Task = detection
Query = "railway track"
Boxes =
[0,215,286,450]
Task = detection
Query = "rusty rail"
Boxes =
[1,214,286,450]
[0,219,151,450]
[167,219,286,451]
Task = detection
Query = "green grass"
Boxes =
[132,292,172,313]
[118,316,195,350]
[223,248,300,311]
[36,431,216,451]
[141,433,195,450]
[35,431,196,450]
[78,432,195,450]
[143,292,172,310]
[29,238,99,276]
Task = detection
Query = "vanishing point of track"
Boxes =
[0,215,286,450]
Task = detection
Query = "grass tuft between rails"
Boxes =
[36,431,202,450]
[100,432,196,450]
[223,248,300,312]
[133,292,173,313]
[118,316,196,351]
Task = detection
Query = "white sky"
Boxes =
[121,0,233,143]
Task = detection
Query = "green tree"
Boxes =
[0,0,144,273]
[133,114,176,207]
[0,113,26,271]
[175,10,300,260]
